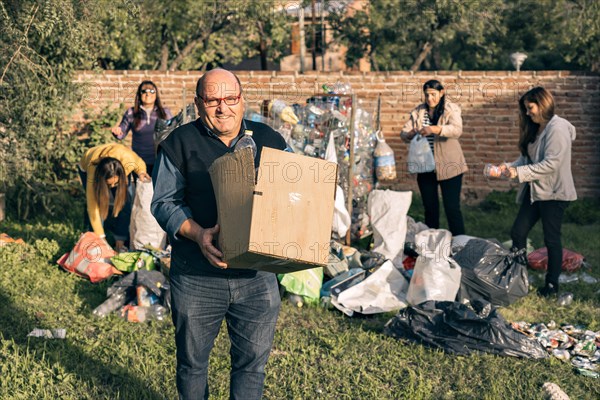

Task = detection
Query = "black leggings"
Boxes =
[510,186,569,286]
[417,172,465,236]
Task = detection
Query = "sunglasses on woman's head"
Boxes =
[141,89,156,94]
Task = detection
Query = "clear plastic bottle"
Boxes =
[287,294,304,308]
[374,133,396,181]
[557,292,574,307]
[136,285,159,307]
[93,291,128,318]
[147,304,168,321]
[483,163,511,179]
[234,130,257,160]
[122,304,168,323]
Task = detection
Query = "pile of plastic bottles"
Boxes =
[93,282,169,323]
[245,82,381,241]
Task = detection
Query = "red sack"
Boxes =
[57,232,122,283]
[527,247,585,273]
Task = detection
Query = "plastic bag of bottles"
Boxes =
[407,134,435,174]
[373,131,396,181]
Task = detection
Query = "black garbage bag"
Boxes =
[384,300,548,359]
[359,251,387,270]
[107,270,171,311]
[154,103,196,149]
[453,238,528,307]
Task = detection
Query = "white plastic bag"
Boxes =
[407,134,435,174]
[368,190,412,265]
[332,260,408,315]
[406,229,461,305]
[130,180,167,250]
[332,185,350,238]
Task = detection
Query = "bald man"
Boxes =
[152,69,288,400]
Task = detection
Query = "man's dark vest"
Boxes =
[158,119,287,274]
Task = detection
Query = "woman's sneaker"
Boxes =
[537,283,559,297]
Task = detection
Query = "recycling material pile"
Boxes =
[246,82,386,241]
[512,321,600,378]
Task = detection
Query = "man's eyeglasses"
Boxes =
[199,95,241,107]
[141,89,156,94]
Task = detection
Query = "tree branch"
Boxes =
[1,5,39,85]
[167,11,234,71]
[410,41,433,72]
[159,24,169,71]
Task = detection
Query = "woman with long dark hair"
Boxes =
[501,87,577,297]
[79,143,149,251]
[111,80,172,175]
[400,79,468,235]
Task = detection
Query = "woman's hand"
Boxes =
[499,163,517,179]
[420,126,440,136]
[138,172,151,182]
[111,126,123,139]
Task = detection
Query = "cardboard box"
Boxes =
[209,147,337,273]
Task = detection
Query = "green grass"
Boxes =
[0,191,599,399]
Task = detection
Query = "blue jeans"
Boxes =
[170,266,281,400]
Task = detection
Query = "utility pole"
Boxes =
[321,0,326,71]
[299,6,305,73]
[311,0,317,70]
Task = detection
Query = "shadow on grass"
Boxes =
[1,219,83,256]
[0,290,167,400]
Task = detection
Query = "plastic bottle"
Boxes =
[373,133,396,181]
[92,291,128,317]
[137,285,159,307]
[483,163,508,178]
[148,304,168,321]
[320,296,333,309]
[234,130,257,160]
[287,294,304,308]
[122,304,168,323]
[556,292,574,307]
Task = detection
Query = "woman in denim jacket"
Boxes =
[111,80,172,175]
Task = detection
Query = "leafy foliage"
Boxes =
[0,1,97,219]
[93,0,292,71]
[329,0,600,71]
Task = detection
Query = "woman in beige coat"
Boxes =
[400,80,468,235]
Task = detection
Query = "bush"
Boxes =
[564,197,600,225]
[478,190,516,212]
[0,1,97,219]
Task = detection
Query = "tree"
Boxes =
[329,0,507,71]
[0,0,95,218]
[328,0,598,71]
[242,1,291,70]
[94,0,292,71]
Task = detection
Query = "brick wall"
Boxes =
[75,70,600,201]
